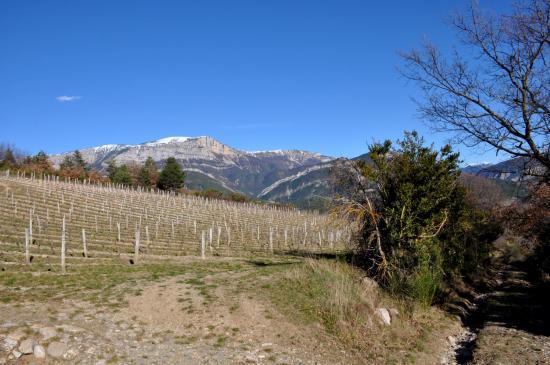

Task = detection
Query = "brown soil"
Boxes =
[0,268,353,365]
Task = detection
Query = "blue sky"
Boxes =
[1,0,507,164]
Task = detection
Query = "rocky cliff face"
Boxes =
[49,136,333,197]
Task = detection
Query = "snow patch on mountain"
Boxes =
[144,136,199,146]
[249,150,285,154]
[463,162,493,168]
[93,144,126,153]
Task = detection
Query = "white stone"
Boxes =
[375,307,391,326]
[2,337,18,351]
[33,344,46,359]
[245,355,257,363]
[47,342,68,358]
[18,338,35,354]
[11,350,22,359]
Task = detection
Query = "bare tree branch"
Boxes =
[400,0,550,181]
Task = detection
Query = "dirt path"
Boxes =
[0,267,352,365]
[454,263,550,364]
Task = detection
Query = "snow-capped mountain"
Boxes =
[49,136,334,198]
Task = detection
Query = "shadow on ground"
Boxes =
[468,261,550,336]
[246,250,353,267]
[455,260,550,364]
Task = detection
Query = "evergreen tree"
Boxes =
[138,157,158,187]
[27,151,54,173]
[59,150,89,180]
[111,164,133,186]
[73,150,89,171]
[59,155,74,170]
[32,151,49,165]
[157,157,185,191]
[3,148,17,167]
[106,160,118,181]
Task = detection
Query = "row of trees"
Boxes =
[0,147,186,192]
[107,156,185,191]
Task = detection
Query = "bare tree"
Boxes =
[400,0,550,180]
[0,143,27,165]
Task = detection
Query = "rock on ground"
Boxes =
[375,307,391,326]
[18,338,35,354]
[47,341,68,358]
[33,344,46,359]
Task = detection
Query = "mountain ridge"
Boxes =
[49,136,525,209]
[49,136,334,199]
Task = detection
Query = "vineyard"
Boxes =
[0,172,351,271]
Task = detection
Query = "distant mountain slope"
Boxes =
[258,161,335,210]
[257,155,528,209]
[461,163,494,175]
[50,136,528,209]
[49,136,333,198]
[463,158,541,182]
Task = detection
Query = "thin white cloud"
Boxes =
[56,95,82,102]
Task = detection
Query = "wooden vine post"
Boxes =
[269,227,274,254]
[201,231,206,260]
[134,228,140,264]
[82,228,87,258]
[61,215,66,274]
[24,228,30,264]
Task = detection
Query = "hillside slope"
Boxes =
[49,136,333,198]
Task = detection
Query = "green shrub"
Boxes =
[340,131,499,304]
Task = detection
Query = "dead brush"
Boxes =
[281,259,379,341]
[270,258,454,363]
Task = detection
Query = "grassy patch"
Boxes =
[214,335,228,347]
[263,259,453,364]
[174,334,198,345]
[0,260,246,305]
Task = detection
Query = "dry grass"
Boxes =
[264,259,458,364]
